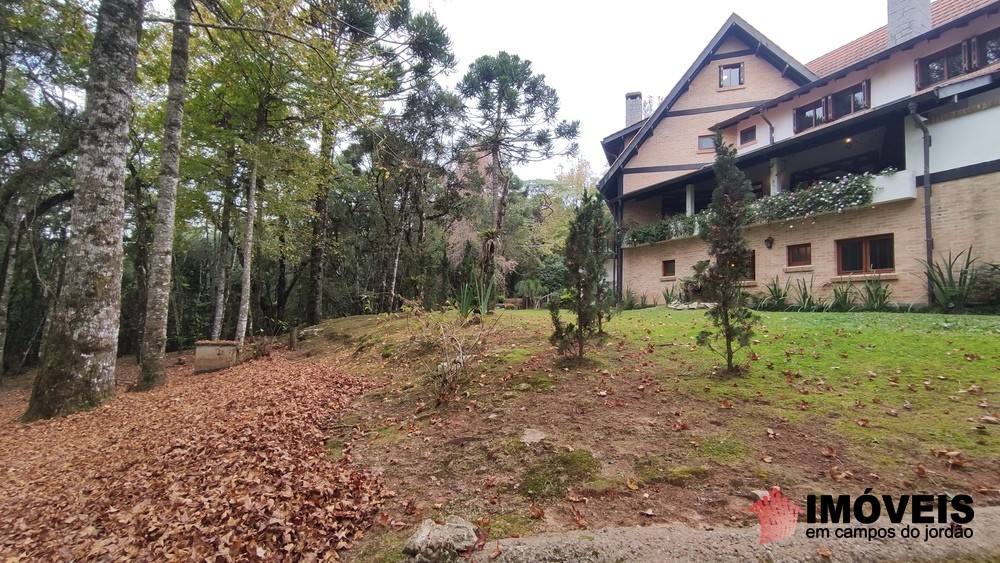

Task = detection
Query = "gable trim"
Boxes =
[664,99,773,118]
[708,49,755,61]
[624,163,710,174]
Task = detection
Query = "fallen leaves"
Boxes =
[0,356,383,560]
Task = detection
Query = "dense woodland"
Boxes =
[0,0,587,388]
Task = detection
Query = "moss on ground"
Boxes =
[518,449,600,499]
[635,457,711,486]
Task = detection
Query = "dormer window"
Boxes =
[719,63,744,88]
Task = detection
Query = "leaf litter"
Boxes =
[0,355,382,561]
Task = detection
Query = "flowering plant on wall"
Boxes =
[752,171,880,224]
[626,171,883,246]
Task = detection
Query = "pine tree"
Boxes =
[550,191,613,358]
[695,133,759,372]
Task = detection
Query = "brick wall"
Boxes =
[620,173,1000,305]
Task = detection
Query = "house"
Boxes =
[598,0,1000,306]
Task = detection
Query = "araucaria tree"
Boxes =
[458,52,579,297]
[695,133,759,372]
[550,191,613,358]
[22,0,144,421]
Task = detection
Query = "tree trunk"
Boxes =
[138,0,191,390]
[0,227,21,376]
[23,0,144,421]
[306,126,331,326]
[234,159,258,350]
[210,158,236,340]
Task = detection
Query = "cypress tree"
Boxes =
[695,133,759,372]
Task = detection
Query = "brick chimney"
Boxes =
[625,91,643,127]
[888,0,931,48]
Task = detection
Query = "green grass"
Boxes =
[601,308,999,463]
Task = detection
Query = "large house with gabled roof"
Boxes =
[599,0,1000,306]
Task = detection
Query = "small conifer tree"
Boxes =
[695,133,759,372]
[550,190,614,357]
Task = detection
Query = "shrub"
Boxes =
[826,284,858,312]
[758,276,791,310]
[920,247,979,312]
[861,276,894,311]
[792,276,820,312]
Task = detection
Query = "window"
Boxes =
[745,250,756,281]
[698,135,715,151]
[787,243,811,267]
[917,44,965,88]
[837,235,894,275]
[739,126,756,145]
[794,81,870,133]
[831,82,869,119]
[976,28,1000,67]
[661,260,676,278]
[794,98,826,133]
[719,63,744,88]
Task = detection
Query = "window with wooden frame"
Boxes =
[661,260,676,278]
[975,27,1000,68]
[794,81,870,133]
[719,63,744,88]
[794,98,826,133]
[836,235,894,275]
[698,135,715,151]
[917,43,966,88]
[831,82,869,119]
[739,125,757,145]
[745,250,756,281]
[787,243,811,267]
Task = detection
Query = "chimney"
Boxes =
[888,0,931,48]
[625,91,643,127]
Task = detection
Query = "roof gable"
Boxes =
[598,14,817,196]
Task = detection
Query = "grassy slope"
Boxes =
[303,308,1000,560]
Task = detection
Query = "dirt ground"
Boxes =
[298,312,1000,561]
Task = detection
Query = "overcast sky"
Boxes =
[411,0,893,182]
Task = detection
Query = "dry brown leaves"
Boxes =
[0,355,382,561]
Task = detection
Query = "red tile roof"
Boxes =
[806,0,1000,77]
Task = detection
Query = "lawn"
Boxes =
[306,307,1000,561]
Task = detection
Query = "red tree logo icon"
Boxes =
[749,486,801,544]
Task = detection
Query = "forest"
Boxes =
[0,0,586,390]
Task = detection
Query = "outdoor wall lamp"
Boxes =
[764,236,774,249]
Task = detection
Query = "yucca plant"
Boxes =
[661,284,679,305]
[793,276,820,312]
[919,247,978,312]
[759,276,791,310]
[826,284,858,312]
[455,283,475,321]
[861,276,894,311]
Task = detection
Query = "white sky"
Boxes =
[412,0,891,182]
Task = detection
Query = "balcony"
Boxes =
[871,169,917,204]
